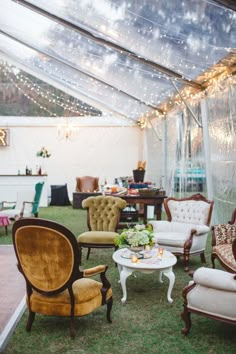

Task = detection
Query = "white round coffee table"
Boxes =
[112,248,177,304]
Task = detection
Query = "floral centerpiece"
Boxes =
[115,224,154,250]
[36,146,51,158]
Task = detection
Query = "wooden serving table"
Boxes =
[118,194,167,226]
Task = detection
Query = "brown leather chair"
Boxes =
[76,176,99,192]
[12,218,113,338]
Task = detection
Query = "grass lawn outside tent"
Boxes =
[0,206,235,354]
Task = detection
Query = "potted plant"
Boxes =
[115,224,154,252]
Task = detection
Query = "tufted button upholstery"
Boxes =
[78,196,127,263]
[82,196,127,232]
[149,194,214,271]
[168,200,211,225]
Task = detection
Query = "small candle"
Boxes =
[158,248,164,260]
[131,254,138,263]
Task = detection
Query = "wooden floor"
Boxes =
[0,245,26,351]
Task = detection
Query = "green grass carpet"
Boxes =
[1,206,236,354]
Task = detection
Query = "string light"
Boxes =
[1,61,101,117]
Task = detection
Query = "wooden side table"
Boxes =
[0,215,11,235]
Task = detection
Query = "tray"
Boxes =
[121,250,152,259]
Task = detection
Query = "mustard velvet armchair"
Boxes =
[77,195,127,261]
[76,176,99,192]
[12,218,113,338]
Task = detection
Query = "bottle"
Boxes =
[25,166,28,175]
[38,166,42,175]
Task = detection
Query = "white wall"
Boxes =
[0,121,144,201]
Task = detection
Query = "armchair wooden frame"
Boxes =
[78,195,126,262]
[164,193,214,271]
[211,208,236,273]
[12,218,113,338]
[181,240,236,335]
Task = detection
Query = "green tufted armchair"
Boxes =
[12,217,113,338]
[77,195,127,262]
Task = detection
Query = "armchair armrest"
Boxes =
[193,267,236,292]
[83,264,111,304]
[149,221,209,235]
[1,201,16,210]
[20,201,34,218]
[83,265,107,277]
[194,225,210,235]
[148,221,171,232]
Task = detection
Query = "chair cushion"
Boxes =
[187,285,236,321]
[0,209,32,219]
[28,278,113,316]
[157,232,189,247]
[212,244,236,272]
[78,231,118,244]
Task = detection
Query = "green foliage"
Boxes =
[2,206,236,354]
[115,224,154,248]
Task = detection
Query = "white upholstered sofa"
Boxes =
[149,194,214,271]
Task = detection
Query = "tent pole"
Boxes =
[170,80,202,128]
[200,96,213,201]
[161,119,167,190]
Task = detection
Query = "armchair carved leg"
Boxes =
[183,249,190,272]
[26,310,35,332]
[200,252,206,264]
[181,307,191,335]
[211,254,216,269]
[78,245,83,265]
[86,247,91,260]
[70,316,75,338]
[106,297,113,323]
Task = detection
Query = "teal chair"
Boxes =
[0,182,44,220]
[32,182,45,217]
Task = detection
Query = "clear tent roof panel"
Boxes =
[0,0,182,116]
[0,35,151,121]
[25,0,236,79]
[0,0,235,121]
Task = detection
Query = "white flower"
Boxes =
[115,224,154,248]
[134,224,145,231]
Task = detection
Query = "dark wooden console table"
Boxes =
[73,192,102,209]
[118,194,167,226]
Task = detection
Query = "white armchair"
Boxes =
[181,264,236,335]
[149,194,214,271]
